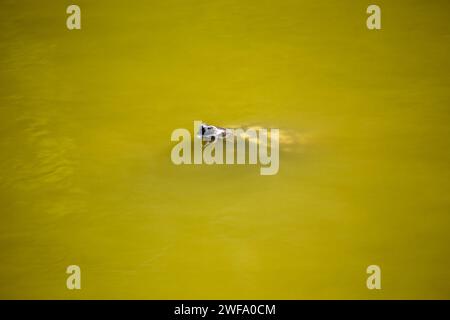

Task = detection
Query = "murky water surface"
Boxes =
[0,0,449,298]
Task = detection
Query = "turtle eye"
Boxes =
[201,126,205,135]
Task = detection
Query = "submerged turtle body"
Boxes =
[197,122,310,153]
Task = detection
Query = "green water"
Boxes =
[0,0,449,299]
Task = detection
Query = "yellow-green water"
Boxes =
[0,0,449,299]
